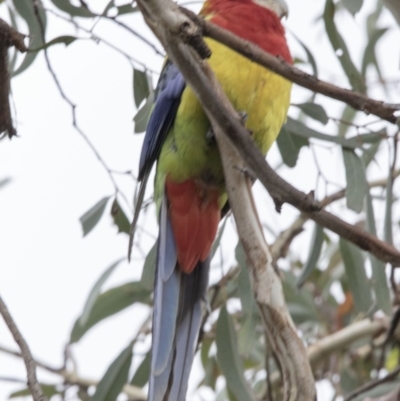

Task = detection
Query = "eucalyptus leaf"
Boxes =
[91,344,133,401]
[297,223,324,288]
[30,35,77,51]
[79,197,110,236]
[276,124,308,167]
[342,149,368,213]
[365,191,391,315]
[323,0,365,93]
[111,198,130,234]
[342,0,364,16]
[70,282,151,343]
[12,0,46,76]
[294,102,329,125]
[216,307,256,401]
[130,351,151,387]
[211,217,228,259]
[79,259,124,326]
[140,241,157,290]
[133,69,150,108]
[49,0,94,17]
[339,238,373,314]
[134,92,154,133]
[9,384,60,399]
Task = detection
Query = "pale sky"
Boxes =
[1,0,399,400]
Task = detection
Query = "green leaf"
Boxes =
[133,69,150,108]
[238,313,257,358]
[323,0,365,93]
[30,35,77,51]
[80,197,110,236]
[117,4,139,15]
[70,282,150,343]
[342,0,363,16]
[235,242,255,315]
[12,0,46,76]
[362,140,382,167]
[294,103,329,125]
[291,33,318,77]
[339,238,373,314]
[384,166,394,245]
[79,259,124,326]
[130,351,151,387]
[297,223,324,288]
[134,92,154,133]
[286,117,377,149]
[111,198,130,234]
[338,105,357,138]
[361,28,388,79]
[49,0,94,17]
[91,344,133,401]
[216,307,256,401]
[342,149,368,213]
[139,241,157,290]
[282,271,318,324]
[365,191,391,315]
[9,384,60,399]
[276,124,308,167]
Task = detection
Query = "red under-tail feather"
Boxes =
[165,177,220,273]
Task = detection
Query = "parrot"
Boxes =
[129,0,292,399]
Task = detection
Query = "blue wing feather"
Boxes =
[149,197,210,401]
[138,61,186,181]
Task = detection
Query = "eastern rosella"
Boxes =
[131,0,292,399]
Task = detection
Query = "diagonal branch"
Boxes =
[0,297,48,401]
[181,8,400,124]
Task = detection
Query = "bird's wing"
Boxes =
[128,61,186,259]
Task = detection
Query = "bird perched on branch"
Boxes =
[129,0,292,399]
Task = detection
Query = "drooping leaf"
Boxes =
[12,0,46,76]
[79,197,110,236]
[139,241,157,290]
[79,259,124,327]
[117,4,139,15]
[91,344,133,401]
[238,313,257,358]
[70,282,151,343]
[339,238,373,314]
[286,117,378,148]
[365,191,391,315]
[130,351,151,387]
[133,69,150,108]
[350,382,400,401]
[291,33,319,77]
[134,92,154,133]
[323,0,365,93]
[49,0,94,17]
[342,149,368,213]
[30,35,77,51]
[362,140,382,167]
[342,0,364,16]
[235,242,255,315]
[361,28,388,79]
[297,223,324,288]
[111,198,130,234]
[216,307,256,401]
[9,384,60,399]
[294,102,329,125]
[384,165,394,244]
[277,124,308,167]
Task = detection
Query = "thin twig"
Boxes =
[343,364,400,401]
[0,297,48,401]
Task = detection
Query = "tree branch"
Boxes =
[0,18,27,138]
[181,8,400,124]
[0,297,48,401]
[0,344,147,400]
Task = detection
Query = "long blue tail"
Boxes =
[148,198,210,401]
